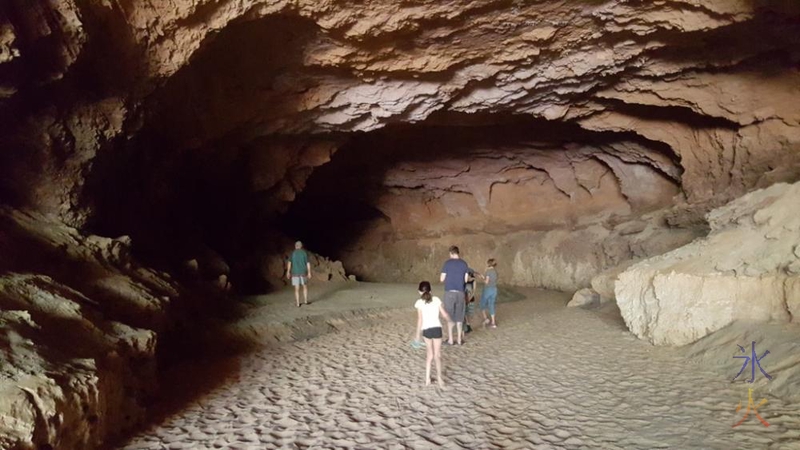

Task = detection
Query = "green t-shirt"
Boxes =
[289,249,309,276]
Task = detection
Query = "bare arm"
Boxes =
[464,272,470,283]
[440,272,446,283]
[416,308,423,341]
[439,303,452,324]
[286,261,292,279]
[306,262,312,279]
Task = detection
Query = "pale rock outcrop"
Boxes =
[616,182,800,346]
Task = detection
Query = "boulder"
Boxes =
[567,288,601,308]
[616,182,800,346]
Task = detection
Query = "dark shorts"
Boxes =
[443,291,466,323]
[423,327,443,339]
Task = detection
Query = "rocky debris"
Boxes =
[0,208,194,450]
[567,288,601,308]
[182,244,233,292]
[616,182,800,346]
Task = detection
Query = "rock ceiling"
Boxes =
[1,1,799,286]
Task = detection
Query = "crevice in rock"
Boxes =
[596,97,743,130]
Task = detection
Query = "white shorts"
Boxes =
[291,276,307,286]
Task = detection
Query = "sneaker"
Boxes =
[490,323,497,328]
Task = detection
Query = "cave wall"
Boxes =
[286,121,698,287]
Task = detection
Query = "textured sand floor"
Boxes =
[119,286,800,449]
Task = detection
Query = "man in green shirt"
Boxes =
[286,241,312,307]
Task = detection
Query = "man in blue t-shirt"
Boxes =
[440,245,470,345]
[286,241,312,307]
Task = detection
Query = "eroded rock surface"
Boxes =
[1,1,799,291]
[616,182,800,346]
[0,208,197,450]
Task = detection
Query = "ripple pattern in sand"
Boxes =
[120,296,800,449]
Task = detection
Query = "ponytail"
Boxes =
[418,280,432,303]
[422,291,432,303]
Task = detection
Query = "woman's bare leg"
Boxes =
[433,338,444,388]
[424,337,433,385]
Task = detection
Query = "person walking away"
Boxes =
[480,258,499,328]
[440,246,470,345]
[415,281,451,387]
[286,241,312,307]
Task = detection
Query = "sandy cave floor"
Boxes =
[118,283,800,450]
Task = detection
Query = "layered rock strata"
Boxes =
[2,0,800,236]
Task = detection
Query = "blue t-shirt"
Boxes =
[441,258,469,292]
